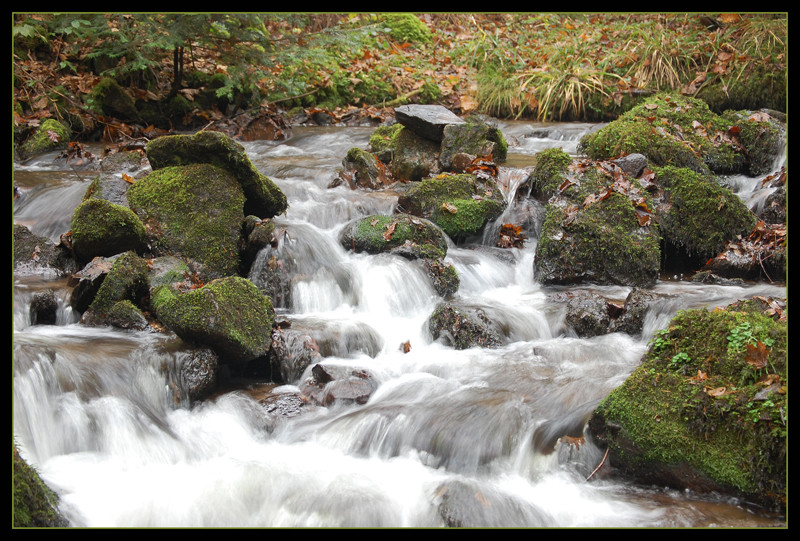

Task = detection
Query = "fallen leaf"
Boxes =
[383,220,398,241]
[745,341,770,370]
[707,386,727,397]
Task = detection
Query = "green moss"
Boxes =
[347,214,448,255]
[145,131,287,218]
[369,124,403,162]
[20,118,70,158]
[128,163,245,279]
[13,445,69,527]
[536,191,660,286]
[152,277,275,364]
[655,165,756,258]
[530,147,572,200]
[381,13,432,45]
[69,198,147,263]
[578,92,761,176]
[89,251,150,314]
[432,198,504,240]
[596,303,787,505]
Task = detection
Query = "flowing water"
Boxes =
[13,121,787,528]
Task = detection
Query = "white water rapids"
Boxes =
[13,122,786,528]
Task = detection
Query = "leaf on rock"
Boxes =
[745,341,770,370]
[383,220,398,241]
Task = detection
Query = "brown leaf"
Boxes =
[441,202,458,214]
[706,386,728,397]
[745,341,770,370]
[383,220,398,241]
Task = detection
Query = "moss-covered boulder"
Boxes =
[339,213,448,256]
[578,92,784,177]
[533,155,661,287]
[589,298,787,511]
[654,165,757,263]
[151,276,275,366]
[69,198,147,264]
[127,163,245,280]
[80,251,150,328]
[144,130,287,218]
[18,118,71,159]
[13,445,69,527]
[397,172,506,242]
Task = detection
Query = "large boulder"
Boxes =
[151,276,275,366]
[144,130,287,218]
[127,163,246,280]
[589,298,787,512]
[79,251,150,329]
[533,154,661,287]
[653,165,757,266]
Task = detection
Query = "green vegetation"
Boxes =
[13,13,786,137]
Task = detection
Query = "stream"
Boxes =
[13,121,787,528]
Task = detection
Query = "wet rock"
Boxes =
[556,288,656,338]
[179,346,219,402]
[13,224,77,278]
[433,479,552,528]
[29,289,58,325]
[439,116,507,170]
[269,326,322,384]
[299,364,378,407]
[427,301,502,349]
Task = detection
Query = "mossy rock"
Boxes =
[127,163,246,280]
[380,13,432,44]
[369,124,403,162]
[654,165,757,260]
[13,445,69,527]
[89,77,140,121]
[529,147,573,201]
[151,276,275,365]
[19,118,70,159]
[87,251,150,314]
[397,172,506,241]
[69,198,147,264]
[589,301,787,511]
[535,188,661,287]
[578,92,781,177]
[339,213,448,256]
[439,116,508,170]
[145,130,288,218]
[389,127,441,181]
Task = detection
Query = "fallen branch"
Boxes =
[586,447,609,481]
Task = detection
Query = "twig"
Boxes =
[586,447,609,481]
